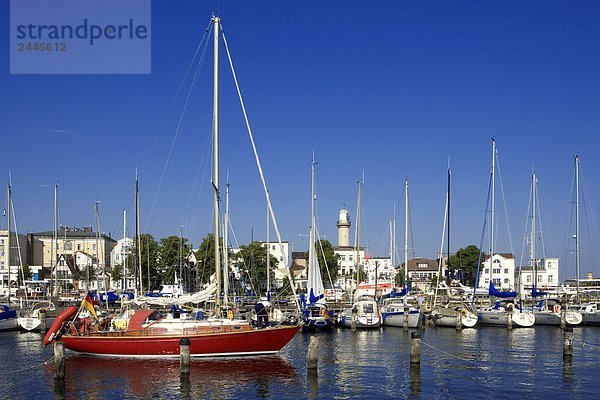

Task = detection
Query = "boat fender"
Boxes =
[506,303,514,312]
[43,306,78,347]
[461,308,467,317]
[553,304,561,314]
[227,309,234,319]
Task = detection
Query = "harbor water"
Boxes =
[1,325,598,399]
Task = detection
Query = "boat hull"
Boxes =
[59,324,302,358]
[534,311,582,326]
[582,312,600,326]
[339,315,380,329]
[0,317,19,332]
[433,313,478,328]
[479,310,535,327]
[382,311,422,328]
[302,317,333,332]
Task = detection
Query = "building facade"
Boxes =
[515,257,559,295]
[478,253,516,291]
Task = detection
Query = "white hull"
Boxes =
[582,312,600,325]
[340,315,381,329]
[382,312,422,328]
[479,309,535,327]
[339,299,381,329]
[433,312,478,328]
[534,310,582,326]
[0,317,19,332]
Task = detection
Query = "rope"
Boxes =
[4,355,54,376]
[419,339,489,368]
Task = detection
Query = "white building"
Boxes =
[364,256,394,282]
[0,230,29,295]
[258,241,289,289]
[478,253,516,291]
[110,237,135,289]
[515,257,559,295]
[333,208,364,292]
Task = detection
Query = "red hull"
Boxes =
[60,324,301,357]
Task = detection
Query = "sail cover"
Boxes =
[488,282,516,298]
[307,238,325,304]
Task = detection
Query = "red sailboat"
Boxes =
[43,16,301,357]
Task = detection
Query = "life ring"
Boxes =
[553,304,561,314]
[424,301,431,312]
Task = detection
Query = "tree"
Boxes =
[235,241,278,293]
[135,233,160,291]
[447,245,486,286]
[195,233,217,285]
[111,263,124,287]
[18,264,32,285]
[159,235,190,284]
[314,239,340,286]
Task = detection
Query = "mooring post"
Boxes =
[39,309,47,334]
[403,305,409,331]
[53,341,65,380]
[410,331,421,365]
[563,327,573,359]
[351,307,357,331]
[455,309,462,330]
[307,335,319,370]
[507,309,513,330]
[180,338,191,374]
[560,308,566,329]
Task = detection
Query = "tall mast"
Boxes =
[404,177,409,289]
[531,171,537,295]
[266,196,270,299]
[52,184,59,298]
[447,162,451,279]
[6,180,11,304]
[94,200,103,297]
[354,178,362,293]
[212,16,222,314]
[223,173,229,305]
[123,208,127,291]
[490,139,496,286]
[135,172,142,294]
[575,155,580,303]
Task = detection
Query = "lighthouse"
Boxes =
[337,208,351,248]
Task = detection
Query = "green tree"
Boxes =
[235,241,278,293]
[195,233,217,285]
[314,239,340,286]
[18,264,32,285]
[395,269,405,287]
[135,234,160,291]
[111,263,124,287]
[81,264,97,288]
[447,245,486,285]
[159,235,190,284]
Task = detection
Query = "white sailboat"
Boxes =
[478,139,535,327]
[302,155,333,332]
[527,170,582,326]
[339,178,381,329]
[0,179,19,332]
[18,183,59,331]
[381,178,422,329]
[431,166,477,328]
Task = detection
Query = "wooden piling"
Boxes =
[351,307,357,331]
[563,327,573,359]
[40,309,47,335]
[507,310,513,330]
[410,332,421,365]
[53,341,65,380]
[180,338,191,374]
[455,310,462,330]
[560,308,566,329]
[403,306,409,331]
[307,335,319,370]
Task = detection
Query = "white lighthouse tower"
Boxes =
[337,208,351,248]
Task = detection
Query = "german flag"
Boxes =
[81,292,97,319]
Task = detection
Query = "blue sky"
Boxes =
[1,1,599,280]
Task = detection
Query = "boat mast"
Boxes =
[490,139,496,288]
[575,155,580,303]
[6,180,11,305]
[447,162,451,281]
[52,184,59,298]
[404,177,409,291]
[223,172,229,306]
[266,195,270,300]
[308,154,316,301]
[531,171,537,300]
[354,178,362,295]
[135,172,143,294]
[122,208,127,291]
[212,16,222,315]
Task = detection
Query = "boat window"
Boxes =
[363,303,374,313]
